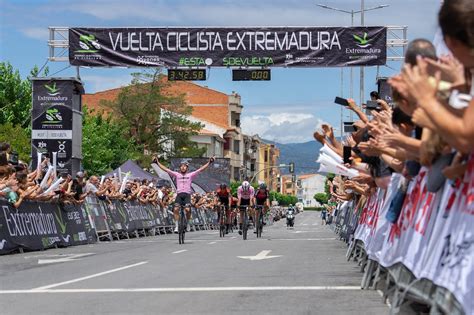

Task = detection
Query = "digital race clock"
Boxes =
[168,69,206,81]
[232,69,271,81]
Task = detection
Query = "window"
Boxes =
[233,140,240,154]
[286,183,292,189]
[250,163,255,172]
[264,150,268,162]
[224,137,230,150]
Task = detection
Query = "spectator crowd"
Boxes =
[0,145,222,211]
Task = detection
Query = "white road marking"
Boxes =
[208,242,217,245]
[172,250,188,254]
[238,250,282,261]
[33,261,148,290]
[38,253,95,265]
[0,286,362,294]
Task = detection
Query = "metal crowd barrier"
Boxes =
[331,200,466,315]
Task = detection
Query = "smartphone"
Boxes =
[343,122,356,133]
[343,146,352,164]
[334,96,349,106]
[366,100,379,109]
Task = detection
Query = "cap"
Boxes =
[76,171,85,178]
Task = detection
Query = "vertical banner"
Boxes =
[377,77,395,107]
[31,78,84,174]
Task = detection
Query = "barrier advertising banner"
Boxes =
[0,200,96,254]
[69,27,387,68]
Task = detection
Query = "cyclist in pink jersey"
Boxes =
[153,156,214,232]
[237,181,255,235]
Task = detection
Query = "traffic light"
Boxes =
[291,174,296,183]
[289,162,295,173]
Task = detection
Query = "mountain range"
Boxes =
[265,140,323,175]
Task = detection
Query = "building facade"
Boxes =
[296,174,326,207]
[257,142,280,191]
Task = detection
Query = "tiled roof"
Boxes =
[82,78,230,129]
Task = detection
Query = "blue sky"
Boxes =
[1,0,440,143]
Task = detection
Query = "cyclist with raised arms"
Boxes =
[216,183,232,234]
[254,183,270,233]
[237,181,254,235]
[153,156,214,232]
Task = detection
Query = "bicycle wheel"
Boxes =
[220,208,225,237]
[258,212,264,238]
[242,209,248,240]
[179,210,186,244]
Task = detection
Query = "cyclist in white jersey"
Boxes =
[237,181,254,235]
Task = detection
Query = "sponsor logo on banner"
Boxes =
[44,82,60,96]
[353,32,372,48]
[73,34,103,62]
[42,108,63,125]
[57,141,67,158]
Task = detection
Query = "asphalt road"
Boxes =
[0,211,389,315]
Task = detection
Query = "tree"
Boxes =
[314,192,329,205]
[82,107,141,175]
[100,69,205,162]
[0,123,31,163]
[0,62,48,128]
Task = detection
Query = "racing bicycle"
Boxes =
[255,205,265,238]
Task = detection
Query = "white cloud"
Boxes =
[21,27,49,41]
[242,113,327,144]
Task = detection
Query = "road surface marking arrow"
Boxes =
[38,253,94,265]
[238,250,282,261]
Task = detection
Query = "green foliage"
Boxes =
[0,62,48,128]
[100,69,205,160]
[0,122,31,163]
[314,192,329,205]
[82,107,141,175]
[269,191,298,206]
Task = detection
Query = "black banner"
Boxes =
[170,158,231,192]
[69,27,387,68]
[31,79,75,174]
[377,77,395,107]
[0,200,96,254]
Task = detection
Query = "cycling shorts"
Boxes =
[240,198,251,206]
[175,192,191,207]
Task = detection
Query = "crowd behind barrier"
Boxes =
[329,165,472,315]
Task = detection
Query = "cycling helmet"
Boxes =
[220,183,227,189]
[289,204,293,207]
[242,181,250,190]
[180,160,190,167]
[259,183,267,190]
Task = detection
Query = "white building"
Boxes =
[296,174,326,207]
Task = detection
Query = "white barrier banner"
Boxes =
[366,173,402,262]
[431,156,474,315]
[354,189,381,246]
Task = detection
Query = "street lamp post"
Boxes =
[316,2,389,127]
